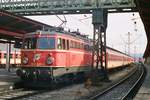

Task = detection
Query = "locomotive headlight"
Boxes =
[22,57,28,64]
[34,54,41,61]
[46,57,54,65]
[22,69,26,74]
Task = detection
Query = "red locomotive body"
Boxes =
[17,30,133,81]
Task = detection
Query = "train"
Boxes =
[0,51,21,67]
[16,29,134,82]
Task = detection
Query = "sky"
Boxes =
[25,12,147,57]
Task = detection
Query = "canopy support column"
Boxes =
[6,41,11,72]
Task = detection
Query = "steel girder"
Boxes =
[0,0,136,15]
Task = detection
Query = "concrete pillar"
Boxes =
[145,57,150,65]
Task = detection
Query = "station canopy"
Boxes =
[0,9,54,43]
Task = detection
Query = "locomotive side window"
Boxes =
[57,38,62,49]
[38,37,55,49]
[57,38,68,50]
[62,39,66,50]
[66,40,69,50]
[23,38,37,49]
[70,40,84,50]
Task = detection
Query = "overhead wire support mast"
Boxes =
[92,9,108,80]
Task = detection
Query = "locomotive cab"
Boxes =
[22,36,55,65]
[17,31,56,81]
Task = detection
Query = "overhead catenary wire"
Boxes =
[55,15,67,27]
[70,15,92,29]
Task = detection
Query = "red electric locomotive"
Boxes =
[16,29,133,82]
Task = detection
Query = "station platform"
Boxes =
[0,68,19,90]
[134,64,150,100]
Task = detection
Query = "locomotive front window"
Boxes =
[23,38,37,49]
[38,37,55,49]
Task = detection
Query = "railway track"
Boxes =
[89,63,146,100]
[13,64,137,100]
[0,88,46,100]
[0,64,139,100]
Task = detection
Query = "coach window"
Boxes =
[18,54,21,58]
[78,43,80,49]
[10,54,12,58]
[81,43,84,49]
[73,41,76,48]
[71,41,74,48]
[74,42,77,48]
[89,45,92,51]
[80,43,82,49]
[15,54,18,58]
[77,42,79,49]
[78,43,81,49]
[74,42,76,48]
[85,44,90,51]
[57,38,62,49]
[75,42,78,49]
[70,40,73,48]
[4,54,6,58]
[84,44,87,50]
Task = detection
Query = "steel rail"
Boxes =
[0,88,44,100]
[121,63,145,100]
[0,88,23,95]
[89,65,139,100]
